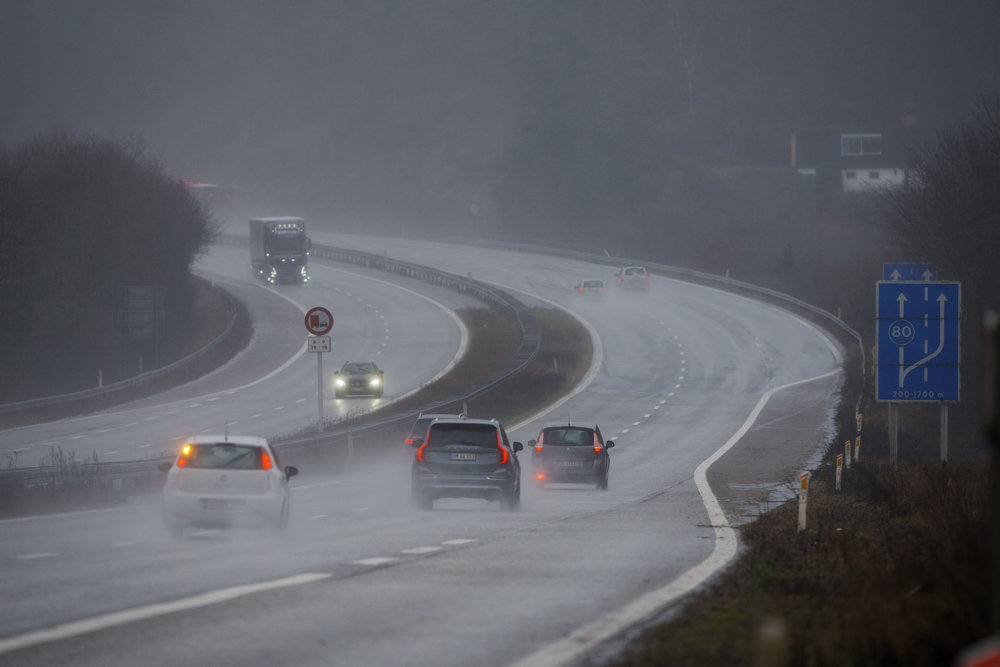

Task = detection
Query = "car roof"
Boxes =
[416,412,463,420]
[185,434,269,447]
[538,421,599,430]
[429,416,500,427]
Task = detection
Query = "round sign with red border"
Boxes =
[304,306,334,335]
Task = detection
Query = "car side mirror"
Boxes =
[606,440,615,449]
[285,466,299,479]
[157,461,173,473]
[411,438,424,448]
[512,441,523,452]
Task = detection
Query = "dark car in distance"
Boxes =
[333,361,384,398]
[530,421,614,490]
[410,416,523,511]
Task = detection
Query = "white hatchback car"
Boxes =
[159,434,298,535]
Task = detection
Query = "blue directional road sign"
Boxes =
[876,281,960,402]
[882,263,937,282]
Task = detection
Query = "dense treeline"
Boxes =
[0,135,216,402]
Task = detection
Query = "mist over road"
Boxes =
[0,237,843,666]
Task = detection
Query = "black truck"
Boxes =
[249,217,311,284]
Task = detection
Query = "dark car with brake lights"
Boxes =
[529,421,614,489]
[614,266,650,290]
[574,278,607,296]
[404,412,464,448]
[333,360,384,398]
[410,415,523,510]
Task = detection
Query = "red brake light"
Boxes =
[261,452,273,470]
[535,433,544,452]
[593,432,602,453]
[536,472,545,481]
[496,431,509,464]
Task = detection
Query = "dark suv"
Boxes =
[529,421,614,490]
[410,416,523,511]
[404,413,463,448]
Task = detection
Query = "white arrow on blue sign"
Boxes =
[876,281,960,402]
[882,263,937,282]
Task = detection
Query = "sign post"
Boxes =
[305,307,334,430]
[876,279,960,467]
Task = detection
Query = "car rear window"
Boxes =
[183,444,266,469]
[426,423,499,449]
[541,427,595,447]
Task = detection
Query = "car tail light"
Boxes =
[536,472,545,481]
[496,431,509,464]
[593,432,602,453]
[177,444,192,467]
[534,434,544,453]
[261,452,273,470]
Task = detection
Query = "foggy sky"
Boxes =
[1,1,997,234]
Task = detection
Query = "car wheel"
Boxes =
[412,488,433,510]
[163,510,183,538]
[276,500,290,531]
[500,489,518,512]
[598,474,609,490]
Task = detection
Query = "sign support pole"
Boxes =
[317,351,324,431]
[940,403,949,463]
[888,402,898,471]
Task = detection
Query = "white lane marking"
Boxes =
[17,552,59,560]
[440,539,476,546]
[401,546,442,555]
[508,365,844,667]
[353,557,397,567]
[0,572,330,656]
[308,514,329,520]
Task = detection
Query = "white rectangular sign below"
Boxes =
[308,335,331,353]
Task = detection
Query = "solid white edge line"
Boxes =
[508,365,843,667]
[0,572,331,657]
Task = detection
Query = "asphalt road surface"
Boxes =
[0,234,844,666]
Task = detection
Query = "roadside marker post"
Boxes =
[836,455,843,492]
[798,473,810,532]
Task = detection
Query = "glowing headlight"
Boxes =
[334,377,346,388]
[369,377,381,388]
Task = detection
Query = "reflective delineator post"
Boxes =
[845,440,852,471]
[855,436,861,463]
[798,472,809,532]
[836,454,843,492]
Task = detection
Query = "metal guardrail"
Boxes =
[453,234,863,348]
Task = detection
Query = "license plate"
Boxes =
[554,461,585,467]
[201,499,245,510]
[449,452,477,461]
